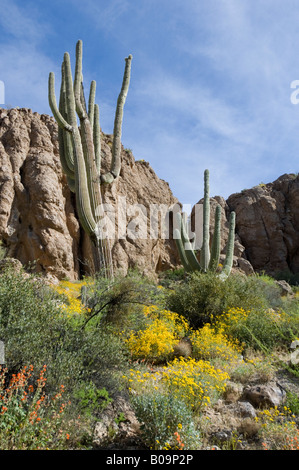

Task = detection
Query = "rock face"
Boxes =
[191,174,299,277]
[1,108,298,280]
[0,108,180,280]
[227,175,299,276]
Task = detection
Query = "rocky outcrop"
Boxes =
[227,174,299,276]
[190,174,299,277]
[0,108,180,280]
[1,108,298,280]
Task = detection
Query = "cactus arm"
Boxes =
[93,103,101,174]
[200,169,210,272]
[48,72,72,132]
[58,62,75,178]
[88,80,96,129]
[74,40,86,119]
[111,54,132,177]
[63,53,78,127]
[220,211,236,279]
[177,213,202,272]
[101,54,133,183]
[174,228,193,272]
[208,204,221,272]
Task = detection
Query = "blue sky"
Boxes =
[0,0,299,207]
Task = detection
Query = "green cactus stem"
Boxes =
[200,169,210,272]
[101,54,133,184]
[48,40,132,278]
[208,204,221,272]
[174,170,236,279]
[219,211,236,279]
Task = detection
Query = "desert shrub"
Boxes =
[285,391,299,416]
[131,393,200,450]
[158,268,186,288]
[0,364,73,450]
[215,307,299,352]
[51,278,93,317]
[165,272,283,328]
[125,306,189,363]
[189,323,242,363]
[160,357,229,411]
[0,241,6,260]
[125,357,229,412]
[256,406,299,450]
[72,381,112,418]
[81,270,163,333]
[0,266,128,400]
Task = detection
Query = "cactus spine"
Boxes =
[174,169,236,279]
[48,40,132,278]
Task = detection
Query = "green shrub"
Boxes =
[285,391,299,416]
[158,268,186,288]
[82,269,163,333]
[131,393,200,450]
[0,266,128,399]
[73,381,112,417]
[216,306,299,353]
[165,272,283,328]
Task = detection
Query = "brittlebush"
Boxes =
[189,323,243,363]
[126,306,189,363]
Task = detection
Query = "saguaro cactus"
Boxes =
[48,40,132,278]
[174,169,236,279]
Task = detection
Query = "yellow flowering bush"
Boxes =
[189,323,243,363]
[160,357,229,411]
[256,406,299,450]
[124,357,229,412]
[215,306,296,351]
[125,306,189,363]
[214,307,249,332]
[51,279,92,317]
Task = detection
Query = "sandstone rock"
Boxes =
[0,108,180,280]
[241,382,287,408]
[223,381,243,403]
[92,395,143,449]
[228,401,257,419]
[227,174,299,277]
[275,279,294,297]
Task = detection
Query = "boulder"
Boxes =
[241,382,287,408]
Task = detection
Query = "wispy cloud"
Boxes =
[0,0,298,205]
[0,0,55,111]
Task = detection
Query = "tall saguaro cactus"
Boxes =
[48,40,132,278]
[174,169,236,279]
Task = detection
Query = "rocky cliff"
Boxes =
[191,173,299,278]
[0,108,180,280]
[0,108,298,280]
[227,174,299,276]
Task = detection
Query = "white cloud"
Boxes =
[0,0,55,112]
[0,0,298,205]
